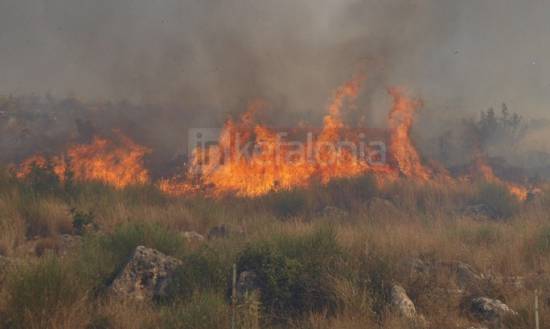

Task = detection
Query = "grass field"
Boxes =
[1,165,549,329]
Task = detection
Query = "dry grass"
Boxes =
[0,170,549,328]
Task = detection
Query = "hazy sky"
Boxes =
[0,0,549,118]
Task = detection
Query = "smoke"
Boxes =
[1,0,547,111]
[1,0,549,171]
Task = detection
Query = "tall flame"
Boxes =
[388,88,432,181]
[161,77,390,197]
[15,76,531,201]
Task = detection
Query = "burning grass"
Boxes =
[12,77,533,203]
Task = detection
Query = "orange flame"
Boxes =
[16,132,150,188]
[162,77,389,197]
[388,88,432,181]
[15,76,530,201]
[472,153,528,201]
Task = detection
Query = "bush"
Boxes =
[21,161,63,196]
[104,221,185,260]
[17,196,72,238]
[70,208,97,235]
[259,188,310,218]
[76,221,184,290]
[472,182,520,218]
[165,248,230,301]
[322,175,377,210]
[533,227,550,255]
[4,256,88,329]
[236,226,343,320]
[161,293,230,329]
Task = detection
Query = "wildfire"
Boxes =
[15,76,531,201]
[16,132,151,188]
[161,78,426,198]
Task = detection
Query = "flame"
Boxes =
[160,78,527,200]
[388,88,432,181]
[472,153,528,201]
[15,76,530,201]
[15,154,65,180]
[161,77,390,197]
[16,132,150,188]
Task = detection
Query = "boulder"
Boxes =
[406,258,484,292]
[110,246,182,301]
[390,284,417,320]
[468,297,517,325]
[16,234,82,257]
[442,261,484,291]
[182,231,205,243]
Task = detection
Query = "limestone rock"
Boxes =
[182,231,205,243]
[468,297,517,326]
[110,246,182,301]
[391,284,417,320]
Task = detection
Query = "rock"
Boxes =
[463,204,498,220]
[442,261,484,291]
[16,234,82,257]
[110,246,182,301]
[207,224,244,240]
[468,297,517,325]
[236,271,260,302]
[406,258,484,292]
[390,284,417,320]
[182,231,205,243]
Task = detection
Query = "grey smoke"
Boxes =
[1,0,549,171]
[1,0,548,114]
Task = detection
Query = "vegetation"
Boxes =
[1,165,550,328]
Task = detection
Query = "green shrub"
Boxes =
[323,175,377,210]
[236,226,343,319]
[70,208,97,235]
[105,221,185,260]
[21,161,63,195]
[259,188,310,218]
[161,293,230,329]
[4,256,86,329]
[358,252,395,317]
[472,182,520,218]
[76,221,184,289]
[165,248,230,301]
[121,184,168,207]
[534,227,550,254]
